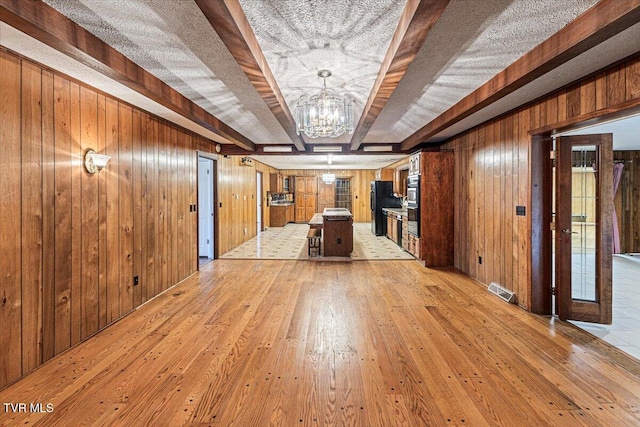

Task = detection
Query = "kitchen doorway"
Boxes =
[198,156,216,267]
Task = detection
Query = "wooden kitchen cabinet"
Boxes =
[323,210,353,257]
[408,234,420,259]
[375,168,394,181]
[286,204,294,223]
[402,216,409,251]
[270,204,295,227]
[270,205,286,227]
[270,173,282,193]
[386,214,399,245]
[270,173,291,193]
[418,151,453,267]
[295,176,317,222]
[409,152,420,176]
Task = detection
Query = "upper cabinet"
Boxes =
[409,152,421,176]
[375,168,394,181]
[270,173,291,193]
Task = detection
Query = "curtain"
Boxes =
[612,162,625,254]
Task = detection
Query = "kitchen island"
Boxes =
[322,208,353,257]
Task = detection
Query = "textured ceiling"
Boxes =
[5,0,632,169]
[239,0,407,145]
[43,0,291,145]
[0,21,231,145]
[429,19,640,143]
[364,0,599,143]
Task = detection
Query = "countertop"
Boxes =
[322,208,353,217]
[270,202,294,207]
[383,207,408,217]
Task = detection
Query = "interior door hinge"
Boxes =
[550,287,556,296]
[550,150,556,160]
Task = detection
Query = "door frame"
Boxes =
[555,134,613,324]
[529,105,640,318]
[197,152,218,269]
[530,135,554,315]
[256,171,264,233]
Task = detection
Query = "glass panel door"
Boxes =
[555,134,613,324]
[571,145,597,301]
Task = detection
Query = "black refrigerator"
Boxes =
[370,181,401,236]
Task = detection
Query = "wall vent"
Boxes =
[488,282,516,304]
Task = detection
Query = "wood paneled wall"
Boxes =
[278,170,376,222]
[0,49,223,389]
[444,53,640,311]
[208,153,276,255]
[615,150,640,253]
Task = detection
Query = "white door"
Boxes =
[198,157,214,259]
[257,172,263,233]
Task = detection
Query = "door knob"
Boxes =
[562,229,578,235]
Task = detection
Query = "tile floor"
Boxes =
[221,223,309,259]
[571,254,640,360]
[220,222,414,260]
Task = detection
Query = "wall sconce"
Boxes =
[84,149,111,174]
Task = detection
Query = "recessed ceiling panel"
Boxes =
[239,0,408,145]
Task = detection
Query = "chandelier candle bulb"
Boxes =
[295,70,354,138]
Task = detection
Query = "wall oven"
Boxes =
[407,175,419,207]
[407,175,420,208]
[407,175,420,237]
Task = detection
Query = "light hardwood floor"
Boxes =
[1,260,640,426]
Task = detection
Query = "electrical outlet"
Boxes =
[133,275,139,286]
[478,256,482,265]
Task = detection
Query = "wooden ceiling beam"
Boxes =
[196,0,307,152]
[0,0,256,151]
[349,0,449,151]
[401,0,640,151]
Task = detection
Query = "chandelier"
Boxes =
[322,173,336,184]
[295,70,354,138]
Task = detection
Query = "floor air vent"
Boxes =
[488,282,516,304]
